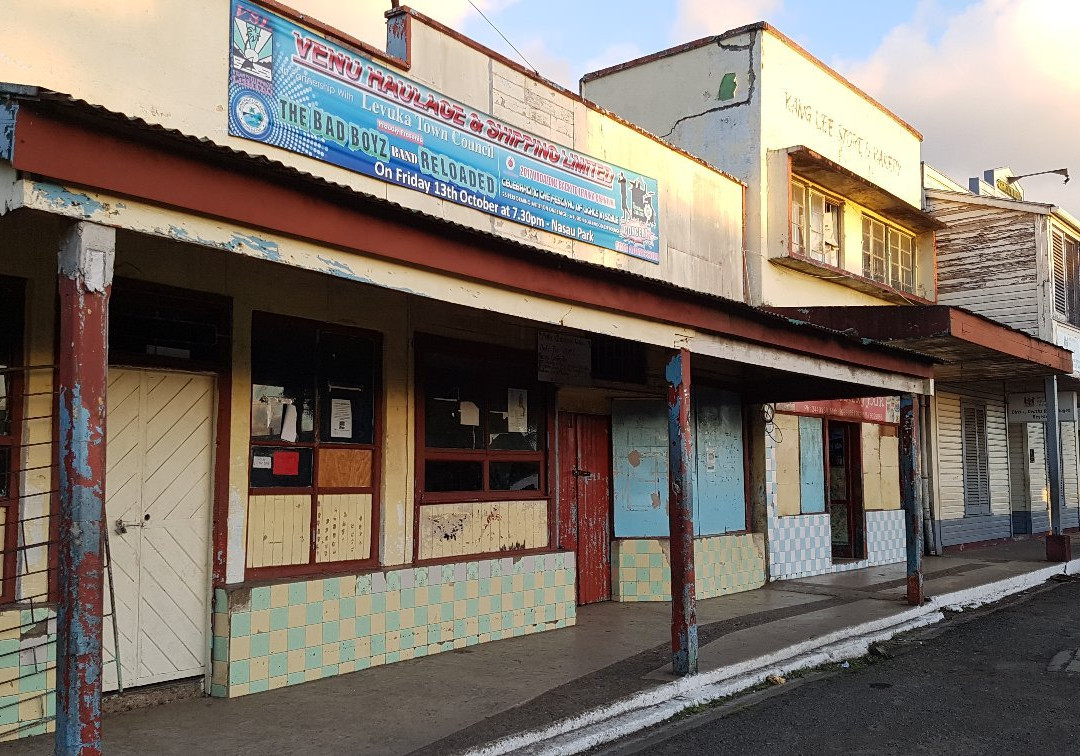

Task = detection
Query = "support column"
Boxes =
[899,394,924,605]
[1044,376,1071,561]
[56,222,114,756]
[666,348,697,676]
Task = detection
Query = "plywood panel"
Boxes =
[773,413,802,516]
[246,494,311,568]
[317,448,373,489]
[798,417,825,514]
[315,493,372,563]
[417,500,548,560]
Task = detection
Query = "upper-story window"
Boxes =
[1052,226,1080,327]
[791,180,841,267]
[862,216,916,294]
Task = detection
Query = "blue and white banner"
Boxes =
[228,1,661,262]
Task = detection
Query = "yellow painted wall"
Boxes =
[415,500,548,561]
[773,413,802,516]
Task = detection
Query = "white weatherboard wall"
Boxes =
[0,1,744,303]
[583,26,927,308]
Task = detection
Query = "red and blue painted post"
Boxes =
[666,348,698,676]
[899,394,924,605]
[56,222,114,755]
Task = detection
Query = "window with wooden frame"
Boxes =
[862,216,916,294]
[417,337,549,501]
[1052,226,1080,327]
[791,179,842,267]
[961,401,990,515]
[246,313,381,575]
[0,277,25,604]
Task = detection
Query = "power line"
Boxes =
[466,0,537,73]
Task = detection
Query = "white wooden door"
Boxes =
[103,368,215,691]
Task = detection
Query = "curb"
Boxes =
[468,558,1080,756]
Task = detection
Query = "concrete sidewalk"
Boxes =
[3,538,1078,756]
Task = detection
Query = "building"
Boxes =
[582,24,1072,571]
[924,165,1080,541]
[0,1,944,742]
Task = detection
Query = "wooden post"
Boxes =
[666,349,697,676]
[56,221,114,755]
[899,394,924,605]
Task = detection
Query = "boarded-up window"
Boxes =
[961,402,990,514]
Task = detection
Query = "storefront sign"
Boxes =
[1006,392,1077,423]
[537,331,591,384]
[775,396,900,424]
[227,2,661,262]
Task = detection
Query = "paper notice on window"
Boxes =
[459,400,480,426]
[252,455,272,470]
[280,402,298,442]
[330,398,353,439]
[507,389,528,433]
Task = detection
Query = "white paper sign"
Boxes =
[459,400,480,426]
[507,389,528,433]
[252,456,272,470]
[280,402,298,442]
[330,398,353,438]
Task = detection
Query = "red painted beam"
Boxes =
[11,104,934,381]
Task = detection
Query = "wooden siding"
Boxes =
[935,386,1012,545]
[928,197,1041,335]
[416,500,548,561]
[1008,423,1029,512]
[1061,422,1080,530]
[246,494,312,568]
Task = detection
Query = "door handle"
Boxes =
[115,517,148,535]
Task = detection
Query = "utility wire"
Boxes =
[466,0,537,73]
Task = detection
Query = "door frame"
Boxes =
[825,420,866,560]
[557,411,613,605]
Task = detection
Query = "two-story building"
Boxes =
[924,165,1080,543]
[0,1,948,742]
[582,24,1072,570]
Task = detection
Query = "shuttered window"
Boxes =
[961,402,990,514]
[1051,227,1080,327]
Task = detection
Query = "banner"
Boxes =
[227,1,661,262]
[775,397,900,424]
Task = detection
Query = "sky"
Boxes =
[298,0,1080,211]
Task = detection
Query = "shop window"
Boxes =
[791,179,841,267]
[247,313,380,574]
[1052,227,1080,327]
[862,216,916,294]
[419,341,547,500]
[109,281,231,369]
[961,401,990,515]
[0,277,24,604]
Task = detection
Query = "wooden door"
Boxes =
[104,368,215,691]
[828,421,865,559]
[558,413,612,605]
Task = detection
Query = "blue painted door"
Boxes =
[611,400,669,537]
[693,387,746,534]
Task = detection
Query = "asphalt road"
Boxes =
[596,578,1080,756]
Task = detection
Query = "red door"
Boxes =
[558,413,612,605]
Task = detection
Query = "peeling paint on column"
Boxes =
[666,348,698,676]
[899,394,924,606]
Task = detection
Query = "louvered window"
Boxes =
[1051,227,1080,327]
[961,402,990,514]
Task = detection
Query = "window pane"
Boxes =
[489,461,541,491]
[0,446,9,499]
[424,355,484,450]
[249,446,314,488]
[0,375,9,438]
[488,385,543,451]
[318,331,376,445]
[251,318,316,442]
[791,183,805,255]
[425,460,483,492]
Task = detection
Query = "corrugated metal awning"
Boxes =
[769,305,1073,382]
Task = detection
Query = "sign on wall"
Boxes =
[227,1,661,262]
[775,396,900,424]
[1006,392,1077,424]
[537,331,591,384]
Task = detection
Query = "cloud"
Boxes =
[671,0,784,44]
[838,0,1080,209]
[290,0,518,49]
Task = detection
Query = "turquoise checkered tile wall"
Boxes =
[610,534,766,601]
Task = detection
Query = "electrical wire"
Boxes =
[466,0,537,73]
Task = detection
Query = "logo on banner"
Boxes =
[232,93,272,139]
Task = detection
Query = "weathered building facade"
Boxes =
[583,24,1072,570]
[0,1,945,742]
